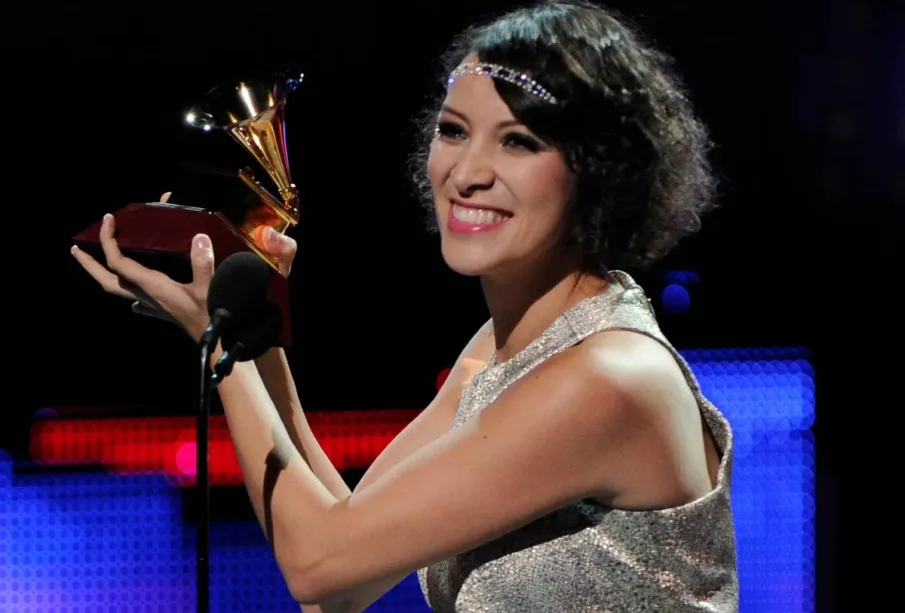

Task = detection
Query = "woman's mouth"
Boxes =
[447,202,512,233]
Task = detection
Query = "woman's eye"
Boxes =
[434,121,542,152]
[502,132,542,152]
[436,121,465,139]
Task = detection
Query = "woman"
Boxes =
[72,1,738,611]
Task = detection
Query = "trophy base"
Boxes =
[73,201,293,348]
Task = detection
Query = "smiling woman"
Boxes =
[72,1,736,612]
[425,65,578,278]
[410,1,717,280]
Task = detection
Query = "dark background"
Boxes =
[3,0,902,610]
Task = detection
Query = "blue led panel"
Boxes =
[0,458,192,612]
[683,347,816,613]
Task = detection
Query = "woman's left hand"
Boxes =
[71,192,216,343]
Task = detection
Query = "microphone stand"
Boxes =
[198,340,213,613]
[197,308,230,613]
[212,342,244,386]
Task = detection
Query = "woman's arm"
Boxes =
[254,347,352,500]
[252,348,353,612]
[217,324,493,609]
[71,217,363,609]
[214,331,681,605]
[255,348,431,613]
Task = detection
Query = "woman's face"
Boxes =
[426,63,576,278]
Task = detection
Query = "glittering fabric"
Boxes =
[417,271,739,612]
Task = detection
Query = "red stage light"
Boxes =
[28,410,421,487]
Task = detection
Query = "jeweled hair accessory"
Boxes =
[447,61,560,104]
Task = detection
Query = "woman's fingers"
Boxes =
[72,243,166,310]
[98,214,169,294]
[75,210,184,313]
[71,245,137,300]
[263,227,297,276]
[189,234,215,291]
[264,227,296,257]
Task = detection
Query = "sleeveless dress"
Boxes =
[416,271,739,612]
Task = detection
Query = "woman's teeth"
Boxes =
[451,204,509,225]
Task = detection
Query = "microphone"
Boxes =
[200,251,283,385]
[200,251,272,351]
[211,297,282,384]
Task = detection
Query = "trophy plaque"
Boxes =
[73,68,305,347]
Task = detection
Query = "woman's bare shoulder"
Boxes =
[446,319,495,391]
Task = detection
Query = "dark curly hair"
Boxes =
[409,0,717,273]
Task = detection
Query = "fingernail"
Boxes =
[70,245,79,255]
[195,234,211,250]
[266,227,276,242]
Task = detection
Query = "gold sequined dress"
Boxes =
[417,271,739,612]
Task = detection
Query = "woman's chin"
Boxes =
[442,259,487,277]
[440,245,498,277]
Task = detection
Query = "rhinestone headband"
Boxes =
[447,61,560,104]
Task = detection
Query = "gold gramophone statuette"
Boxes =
[184,69,303,271]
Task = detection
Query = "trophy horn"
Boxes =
[183,68,304,266]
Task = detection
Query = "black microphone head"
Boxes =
[207,251,272,324]
[224,298,283,361]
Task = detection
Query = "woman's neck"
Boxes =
[481,261,609,363]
